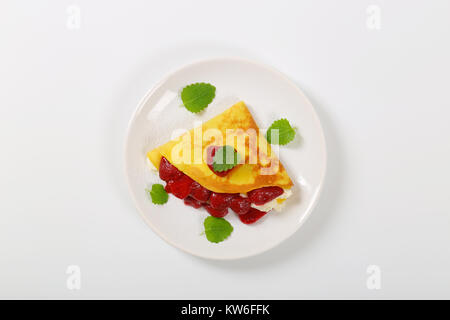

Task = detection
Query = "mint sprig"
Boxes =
[146,184,168,205]
[212,145,241,172]
[266,118,296,145]
[180,82,216,113]
[204,216,233,243]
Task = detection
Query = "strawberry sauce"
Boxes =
[239,207,268,224]
[247,186,284,205]
[159,156,284,224]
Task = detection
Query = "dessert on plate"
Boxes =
[147,101,293,224]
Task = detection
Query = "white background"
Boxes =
[1,0,449,299]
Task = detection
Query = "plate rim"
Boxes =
[124,56,328,260]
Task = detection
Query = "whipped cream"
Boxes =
[250,188,293,212]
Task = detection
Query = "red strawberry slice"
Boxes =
[206,146,232,177]
[184,196,203,209]
[204,204,229,218]
[239,207,268,224]
[190,181,211,202]
[159,156,183,182]
[209,192,235,210]
[164,182,171,193]
[166,175,193,199]
[230,196,251,215]
[247,186,284,205]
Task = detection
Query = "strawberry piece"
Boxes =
[184,196,203,209]
[247,186,284,205]
[209,192,235,210]
[206,145,219,165]
[206,145,232,177]
[230,196,251,215]
[159,156,183,182]
[164,182,171,193]
[239,207,268,224]
[166,175,193,199]
[190,181,211,202]
[204,204,229,218]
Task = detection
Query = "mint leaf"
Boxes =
[204,216,233,243]
[212,145,241,172]
[266,118,296,145]
[181,82,216,113]
[146,184,168,205]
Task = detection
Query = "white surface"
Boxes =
[0,0,449,299]
[124,58,326,260]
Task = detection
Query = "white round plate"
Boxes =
[125,58,326,260]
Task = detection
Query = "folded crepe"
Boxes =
[147,101,293,193]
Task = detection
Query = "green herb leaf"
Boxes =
[146,184,168,205]
[180,82,216,113]
[203,216,233,243]
[212,145,241,172]
[266,118,296,145]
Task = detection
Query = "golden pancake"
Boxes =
[147,101,293,193]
